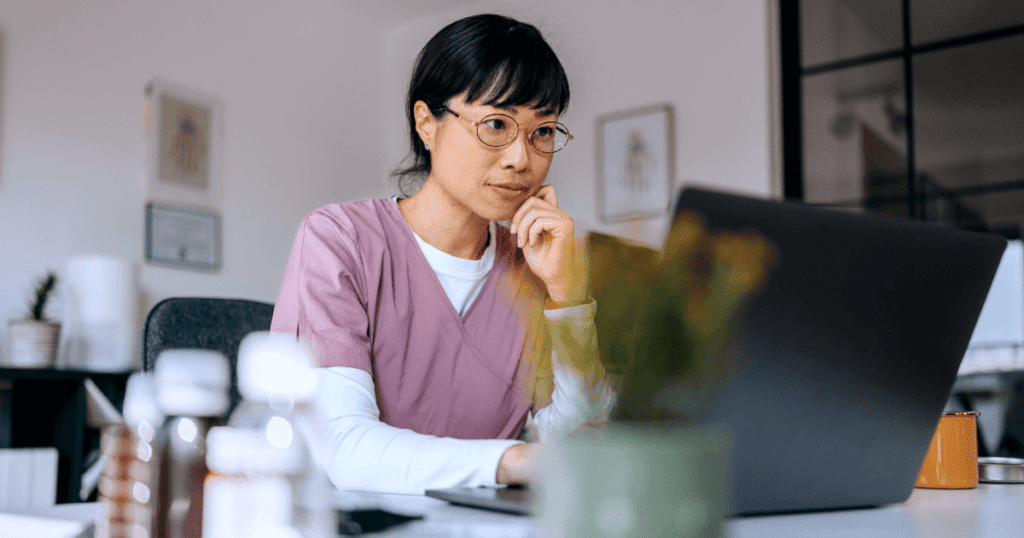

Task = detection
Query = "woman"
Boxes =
[271,14,613,494]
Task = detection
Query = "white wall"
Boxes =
[0,0,391,362]
[0,0,777,364]
[382,0,776,247]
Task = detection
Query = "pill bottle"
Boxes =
[227,332,334,538]
[153,349,230,538]
[203,426,304,538]
[95,372,165,538]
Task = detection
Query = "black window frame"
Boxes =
[780,0,1024,233]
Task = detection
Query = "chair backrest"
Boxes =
[142,297,275,416]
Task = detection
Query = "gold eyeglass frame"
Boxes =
[438,104,573,154]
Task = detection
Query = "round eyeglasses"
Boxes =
[438,105,573,154]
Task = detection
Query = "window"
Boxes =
[781,0,1024,236]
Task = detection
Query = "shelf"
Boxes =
[0,368,131,503]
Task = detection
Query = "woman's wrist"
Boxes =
[545,283,587,308]
[545,285,589,309]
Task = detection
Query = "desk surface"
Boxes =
[333,484,1024,537]
[14,484,1024,537]
[728,484,1024,538]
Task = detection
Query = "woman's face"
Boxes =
[416,94,557,222]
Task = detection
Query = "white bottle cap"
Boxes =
[155,349,230,417]
[123,372,165,429]
[237,332,317,404]
[206,426,302,475]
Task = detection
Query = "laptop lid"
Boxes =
[657,188,1006,514]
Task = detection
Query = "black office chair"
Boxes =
[142,297,275,417]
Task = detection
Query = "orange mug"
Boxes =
[915,411,979,489]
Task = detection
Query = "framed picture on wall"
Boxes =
[144,79,223,205]
[145,202,222,271]
[596,104,674,223]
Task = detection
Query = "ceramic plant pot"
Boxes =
[538,423,732,538]
[7,319,61,368]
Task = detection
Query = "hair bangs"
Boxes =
[464,40,569,117]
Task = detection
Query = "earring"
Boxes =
[424,143,431,151]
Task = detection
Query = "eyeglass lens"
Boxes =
[476,114,570,153]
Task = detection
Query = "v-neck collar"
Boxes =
[385,197,499,324]
[383,198,524,393]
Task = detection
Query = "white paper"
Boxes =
[0,514,88,538]
[0,448,58,511]
[84,378,123,428]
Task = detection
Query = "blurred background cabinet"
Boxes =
[0,368,130,504]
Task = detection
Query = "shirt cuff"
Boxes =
[543,297,596,320]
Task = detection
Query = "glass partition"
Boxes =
[802,60,906,215]
[915,34,1024,231]
[786,0,1024,234]
[912,0,1024,45]
[801,0,902,67]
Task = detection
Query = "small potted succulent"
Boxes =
[7,272,61,368]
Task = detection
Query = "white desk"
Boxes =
[334,484,1024,537]
[7,485,1022,537]
[334,490,537,537]
[729,484,1024,538]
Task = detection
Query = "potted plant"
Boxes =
[539,214,777,537]
[7,272,61,368]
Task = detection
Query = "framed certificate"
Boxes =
[145,202,222,271]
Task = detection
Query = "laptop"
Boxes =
[424,485,532,515]
[427,187,1006,515]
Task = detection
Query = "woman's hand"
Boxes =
[496,443,539,485]
[510,185,586,304]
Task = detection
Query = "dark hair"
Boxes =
[393,14,571,195]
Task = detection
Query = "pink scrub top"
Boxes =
[271,198,551,441]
